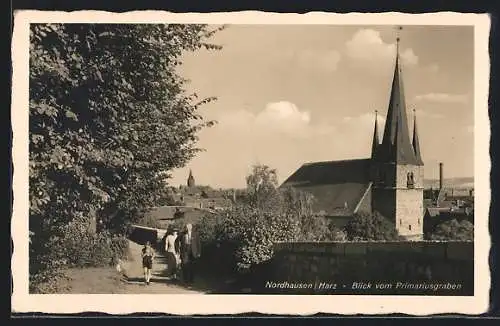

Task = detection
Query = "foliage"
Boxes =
[345,211,401,241]
[29,24,222,288]
[328,222,348,241]
[30,216,129,293]
[279,186,315,218]
[279,185,347,241]
[195,164,349,272]
[59,218,128,267]
[297,215,347,242]
[429,219,474,241]
[204,205,301,271]
[197,213,225,244]
[244,165,281,211]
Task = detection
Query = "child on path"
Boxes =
[141,241,155,285]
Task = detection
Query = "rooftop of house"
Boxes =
[425,206,474,219]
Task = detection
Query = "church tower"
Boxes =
[370,30,424,240]
[187,169,195,188]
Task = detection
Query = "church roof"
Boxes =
[376,46,423,166]
[281,158,372,216]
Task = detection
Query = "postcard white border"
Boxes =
[11,10,491,315]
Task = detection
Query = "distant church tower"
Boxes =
[187,169,195,188]
[370,30,424,240]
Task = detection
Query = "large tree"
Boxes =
[29,24,222,280]
[244,164,281,211]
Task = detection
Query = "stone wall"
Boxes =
[259,241,473,295]
[128,224,167,249]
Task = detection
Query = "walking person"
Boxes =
[141,241,155,285]
[164,228,180,280]
[176,223,201,285]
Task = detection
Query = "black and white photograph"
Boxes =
[11,11,490,315]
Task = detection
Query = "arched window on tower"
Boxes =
[407,172,415,188]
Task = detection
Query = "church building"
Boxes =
[281,37,424,240]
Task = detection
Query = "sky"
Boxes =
[169,24,474,189]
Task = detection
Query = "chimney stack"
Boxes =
[439,162,443,190]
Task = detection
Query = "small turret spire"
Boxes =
[412,108,424,165]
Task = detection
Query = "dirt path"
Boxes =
[116,240,203,294]
[59,240,230,294]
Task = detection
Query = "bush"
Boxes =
[29,230,70,293]
[197,205,300,272]
[195,191,349,274]
[110,235,131,262]
[29,216,129,293]
[60,217,130,267]
[234,210,300,271]
[194,165,351,276]
[328,222,348,241]
[345,211,401,241]
[197,214,225,244]
[429,219,473,241]
[298,215,347,241]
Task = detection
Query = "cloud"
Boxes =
[184,102,338,187]
[217,101,335,140]
[415,92,469,104]
[400,48,418,66]
[415,108,444,119]
[288,49,342,72]
[425,63,440,73]
[335,112,388,157]
[345,29,419,66]
[255,101,311,131]
[342,112,386,130]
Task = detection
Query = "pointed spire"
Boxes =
[371,110,380,159]
[396,26,402,55]
[378,26,419,165]
[412,109,424,165]
[187,169,195,187]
